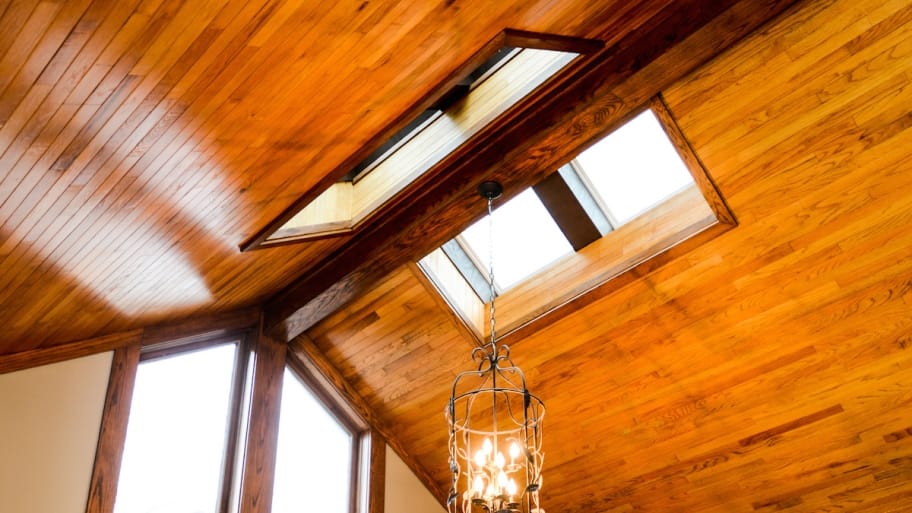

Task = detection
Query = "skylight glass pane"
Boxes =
[272,368,353,513]
[575,109,695,225]
[114,344,237,513]
[461,188,573,290]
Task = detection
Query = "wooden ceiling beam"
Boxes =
[264,0,800,342]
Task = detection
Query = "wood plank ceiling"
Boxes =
[2,0,912,512]
[0,0,685,352]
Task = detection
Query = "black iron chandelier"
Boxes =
[446,181,545,513]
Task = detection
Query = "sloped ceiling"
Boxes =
[305,0,912,511]
[1,0,911,512]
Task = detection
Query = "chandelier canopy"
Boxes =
[446,182,545,513]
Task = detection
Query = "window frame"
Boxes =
[86,322,375,513]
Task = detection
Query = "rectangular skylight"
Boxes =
[573,109,695,226]
[417,99,734,344]
[459,188,573,291]
[264,44,582,243]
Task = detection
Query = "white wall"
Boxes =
[384,444,446,513]
[0,352,113,513]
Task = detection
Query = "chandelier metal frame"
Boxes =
[446,181,545,513]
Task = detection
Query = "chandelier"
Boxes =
[446,181,545,513]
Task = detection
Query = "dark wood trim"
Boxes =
[651,95,737,226]
[84,342,142,513]
[264,0,795,343]
[501,29,605,54]
[288,334,448,506]
[140,307,261,348]
[237,328,286,513]
[286,349,367,432]
[0,330,143,375]
[368,430,386,513]
[532,172,603,251]
[241,30,603,252]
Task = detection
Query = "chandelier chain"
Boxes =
[487,196,496,354]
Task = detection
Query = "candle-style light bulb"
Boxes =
[472,475,485,494]
[497,470,508,487]
[482,438,493,455]
[494,451,505,468]
[509,441,520,460]
[506,478,518,497]
[474,449,486,467]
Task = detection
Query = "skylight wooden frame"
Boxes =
[241,30,603,251]
[418,95,736,345]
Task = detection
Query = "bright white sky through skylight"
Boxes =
[461,188,572,291]
[114,344,236,513]
[575,109,695,225]
[272,368,353,513]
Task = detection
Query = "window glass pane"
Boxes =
[272,368,353,513]
[114,344,237,513]
[460,188,573,291]
[575,109,695,225]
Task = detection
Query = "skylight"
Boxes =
[244,31,606,249]
[574,109,695,225]
[417,99,734,343]
[460,188,573,291]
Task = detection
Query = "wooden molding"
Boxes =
[141,307,261,349]
[264,0,796,343]
[650,94,737,227]
[0,330,142,375]
[407,262,484,348]
[84,342,142,513]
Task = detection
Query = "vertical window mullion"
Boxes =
[217,338,251,513]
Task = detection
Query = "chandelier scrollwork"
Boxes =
[446,181,545,513]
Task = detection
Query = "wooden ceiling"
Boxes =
[3,0,912,512]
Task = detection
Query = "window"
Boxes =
[114,343,245,513]
[574,109,695,226]
[459,188,573,291]
[418,98,735,342]
[104,332,371,513]
[272,368,357,513]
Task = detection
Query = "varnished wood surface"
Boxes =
[0,0,683,355]
[237,330,285,513]
[84,342,141,513]
[306,0,912,512]
[264,0,796,342]
[2,1,911,512]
